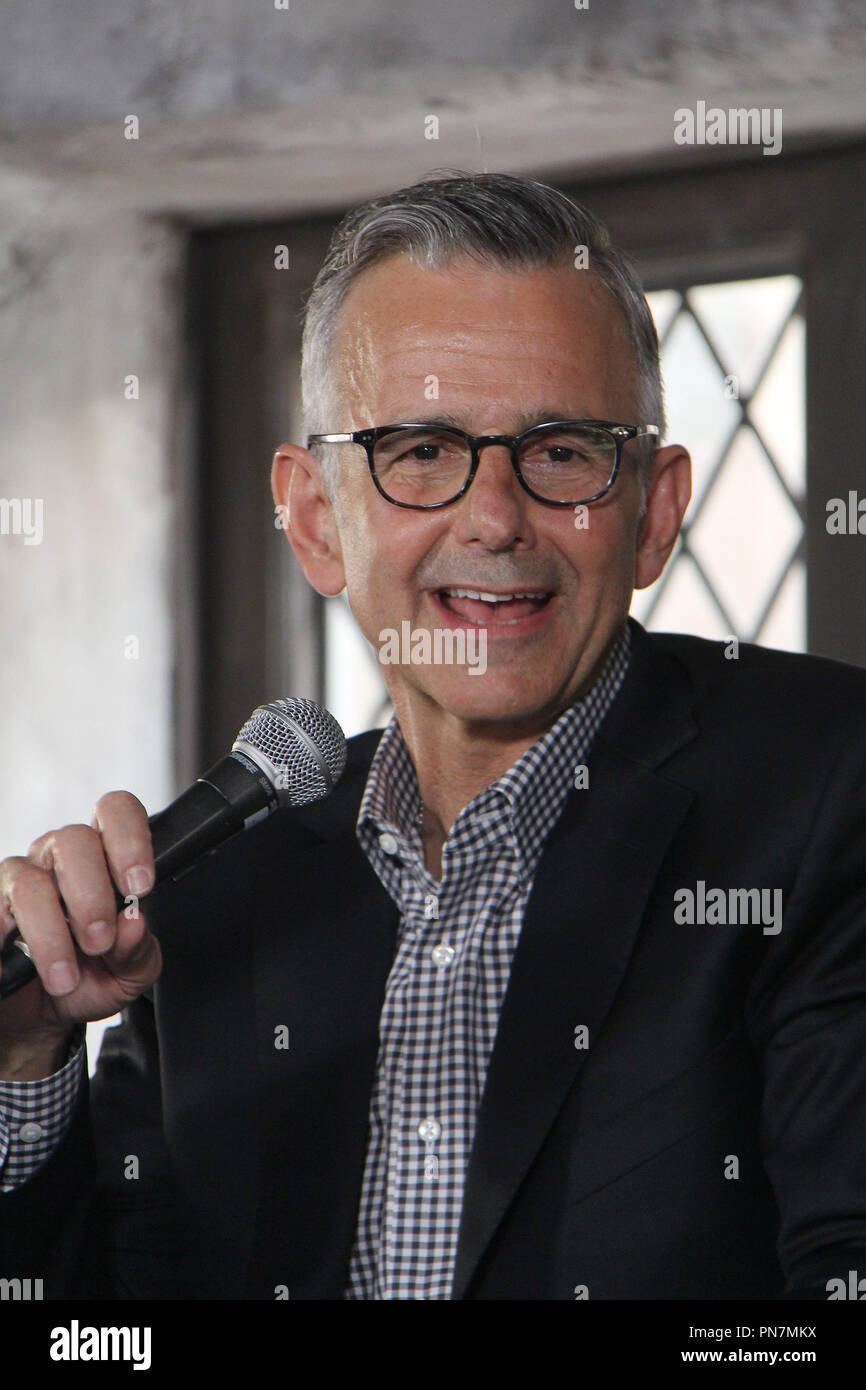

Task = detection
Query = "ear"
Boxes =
[634,444,692,590]
[271,444,347,596]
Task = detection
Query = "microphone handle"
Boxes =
[0,753,277,1002]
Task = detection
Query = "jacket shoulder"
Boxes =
[642,627,866,721]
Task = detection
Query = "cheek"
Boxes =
[333,482,381,580]
[576,496,639,567]
[337,486,441,598]
[564,511,625,574]
[335,512,418,635]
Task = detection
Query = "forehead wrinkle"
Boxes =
[371,327,629,391]
[373,341,623,395]
[377,327,584,359]
[332,262,636,424]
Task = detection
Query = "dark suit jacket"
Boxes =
[3,619,866,1299]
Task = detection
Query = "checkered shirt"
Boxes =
[344,623,631,1299]
[0,1027,86,1190]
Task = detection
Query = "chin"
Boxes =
[415,670,561,727]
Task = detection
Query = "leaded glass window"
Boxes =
[631,275,805,650]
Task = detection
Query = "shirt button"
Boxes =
[17,1122,44,1143]
[418,1118,441,1143]
[431,942,455,966]
[378,832,399,856]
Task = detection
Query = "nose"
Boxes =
[454,441,531,547]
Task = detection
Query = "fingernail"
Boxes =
[86,921,113,951]
[126,866,154,896]
[48,961,78,995]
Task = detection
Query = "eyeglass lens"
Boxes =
[371,424,616,505]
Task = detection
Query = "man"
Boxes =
[1,172,864,1300]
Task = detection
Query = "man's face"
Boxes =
[286,253,686,737]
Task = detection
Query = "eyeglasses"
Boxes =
[307,420,659,509]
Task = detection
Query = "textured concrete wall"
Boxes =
[0,188,184,852]
[2,0,863,130]
[1,0,864,218]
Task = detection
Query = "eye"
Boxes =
[525,441,591,466]
[376,428,467,469]
[542,444,585,463]
[521,427,613,468]
[404,442,441,461]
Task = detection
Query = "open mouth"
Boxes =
[436,587,553,625]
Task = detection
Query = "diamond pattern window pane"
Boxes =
[749,312,805,497]
[688,275,802,397]
[640,550,730,640]
[646,289,682,343]
[687,425,803,635]
[756,560,806,651]
[653,309,742,509]
[634,272,806,653]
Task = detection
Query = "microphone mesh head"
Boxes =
[232,698,347,805]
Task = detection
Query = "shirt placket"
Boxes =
[378,853,441,1296]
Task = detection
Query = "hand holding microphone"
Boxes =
[0,699,346,1075]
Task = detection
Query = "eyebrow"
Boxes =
[388,408,598,433]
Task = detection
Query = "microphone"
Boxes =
[0,698,347,1001]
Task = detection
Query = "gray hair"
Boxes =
[300,170,665,499]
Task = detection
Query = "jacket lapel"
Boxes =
[452,622,699,1298]
[244,732,400,1298]
[240,623,701,1299]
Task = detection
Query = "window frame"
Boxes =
[185,144,866,767]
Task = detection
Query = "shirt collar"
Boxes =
[357,621,631,879]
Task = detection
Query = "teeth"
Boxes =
[443,588,545,603]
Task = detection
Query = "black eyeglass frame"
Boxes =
[307,420,660,510]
